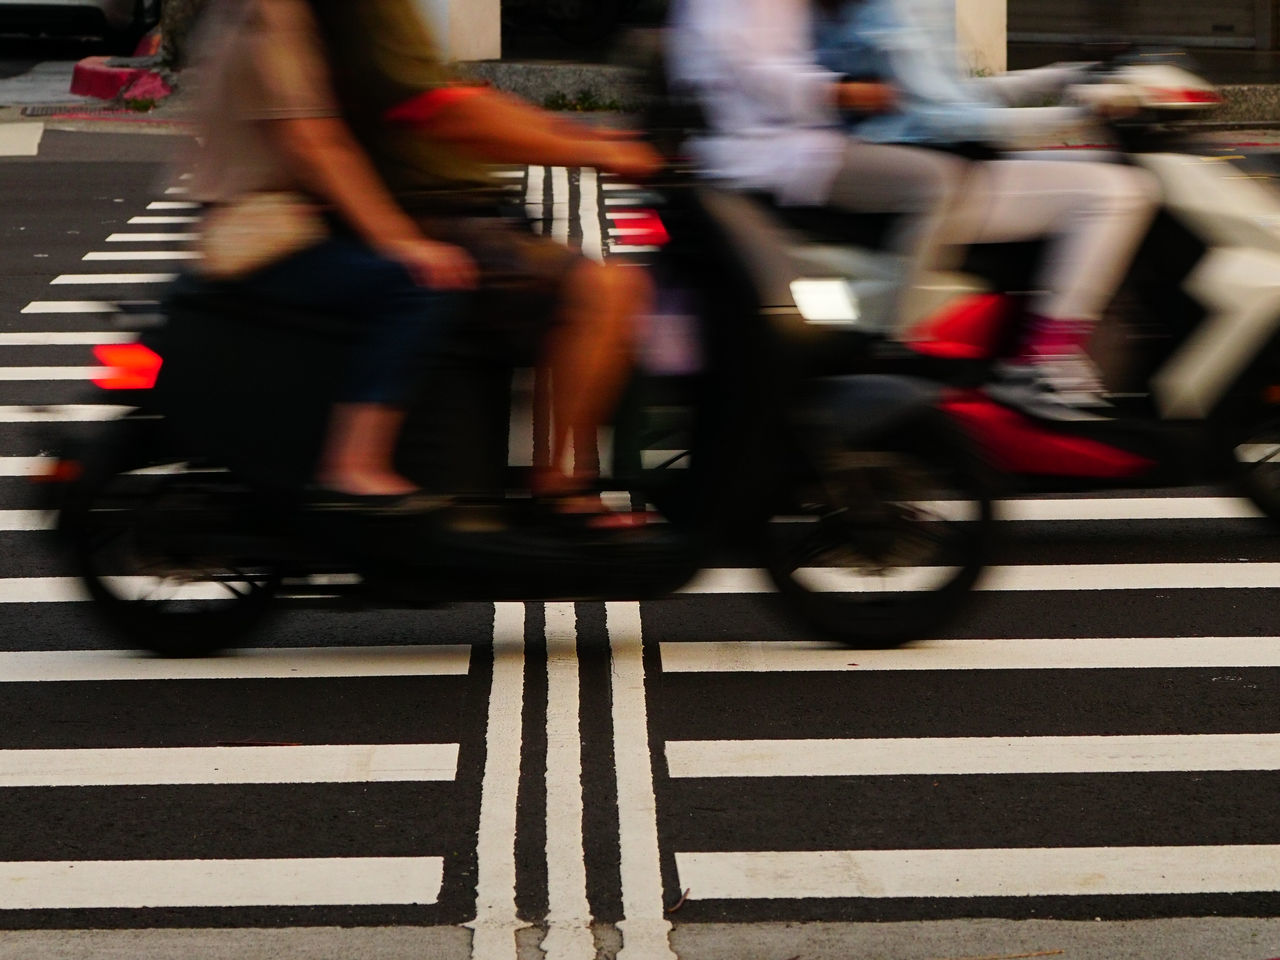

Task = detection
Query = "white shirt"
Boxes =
[667,0,848,205]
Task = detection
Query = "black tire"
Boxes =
[60,418,281,656]
[765,409,994,647]
[1230,409,1280,523]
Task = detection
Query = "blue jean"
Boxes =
[236,236,463,405]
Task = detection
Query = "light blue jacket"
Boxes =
[813,0,1087,146]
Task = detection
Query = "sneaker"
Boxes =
[988,353,1113,422]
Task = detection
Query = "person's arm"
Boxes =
[270,115,475,287]
[849,0,1086,144]
[672,0,845,126]
[386,85,665,179]
[251,0,474,287]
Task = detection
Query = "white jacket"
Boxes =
[667,0,848,205]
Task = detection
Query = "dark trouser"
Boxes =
[236,236,463,405]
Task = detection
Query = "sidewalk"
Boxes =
[17,39,1280,132]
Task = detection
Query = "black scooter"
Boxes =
[43,177,994,656]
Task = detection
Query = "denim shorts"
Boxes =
[235,236,463,405]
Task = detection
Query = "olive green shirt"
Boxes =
[308,0,496,208]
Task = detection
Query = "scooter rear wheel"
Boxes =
[1230,411,1280,523]
[765,408,993,647]
[61,418,282,656]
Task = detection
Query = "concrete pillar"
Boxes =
[955,0,1007,74]
[412,0,502,61]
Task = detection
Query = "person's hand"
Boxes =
[837,81,896,114]
[381,238,478,290]
[590,139,665,180]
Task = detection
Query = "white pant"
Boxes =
[824,143,1160,328]
[950,155,1161,322]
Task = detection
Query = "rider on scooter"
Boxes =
[189,0,664,526]
[666,0,966,336]
[304,0,665,527]
[811,0,1161,418]
[188,0,477,505]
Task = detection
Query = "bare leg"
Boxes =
[534,260,649,498]
[315,402,417,496]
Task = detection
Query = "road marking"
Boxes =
[526,165,546,234]
[679,563,1280,594]
[542,602,595,960]
[580,167,604,264]
[659,636,1280,673]
[551,166,570,245]
[0,743,459,787]
[0,405,132,422]
[997,496,1263,520]
[665,734,1280,778]
[0,366,105,380]
[83,251,200,261]
[0,646,472,682]
[0,510,52,531]
[165,186,190,195]
[106,233,198,242]
[0,857,444,909]
[608,602,677,960]
[0,332,132,345]
[146,201,199,210]
[21,301,117,313]
[609,245,661,255]
[51,273,176,285]
[0,122,43,157]
[675,846,1280,900]
[128,216,198,225]
[1,457,58,476]
[466,603,529,960]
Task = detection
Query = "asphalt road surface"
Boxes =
[1,126,1280,960]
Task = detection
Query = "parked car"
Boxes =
[0,0,161,53]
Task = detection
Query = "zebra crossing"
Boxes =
[1,150,1279,954]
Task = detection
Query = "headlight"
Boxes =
[790,279,861,325]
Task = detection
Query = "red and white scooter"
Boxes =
[902,57,1280,518]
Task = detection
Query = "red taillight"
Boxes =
[92,343,163,390]
[31,460,83,485]
[607,209,670,247]
[1152,88,1222,105]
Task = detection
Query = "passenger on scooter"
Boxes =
[666,0,968,330]
[187,0,476,504]
[303,0,666,527]
[811,0,1161,418]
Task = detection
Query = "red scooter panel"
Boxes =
[906,293,1012,360]
[945,394,1157,478]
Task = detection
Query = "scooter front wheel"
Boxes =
[765,409,993,647]
[60,418,282,656]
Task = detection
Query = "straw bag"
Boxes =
[198,192,329,279]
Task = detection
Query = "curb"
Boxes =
[69,57,156,101]
[60,54,1280,126]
